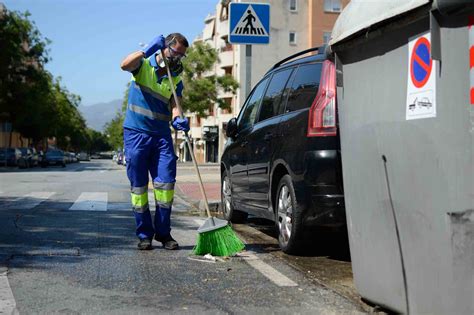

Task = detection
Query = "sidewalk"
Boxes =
[174,163,221,212]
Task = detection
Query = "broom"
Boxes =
[160,49,244,257]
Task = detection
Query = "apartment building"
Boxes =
[179,0,349,163]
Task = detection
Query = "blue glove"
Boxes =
[142,35,165,58]
[172,117,190,132]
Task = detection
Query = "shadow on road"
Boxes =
[0,195,199,270]
[244,216,351,262]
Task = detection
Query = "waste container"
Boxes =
[329,1,474,314]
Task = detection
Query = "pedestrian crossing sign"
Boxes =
[229,3,270,44]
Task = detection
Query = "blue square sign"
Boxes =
[229,3,270,44]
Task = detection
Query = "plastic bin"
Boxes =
[329,1,474,313]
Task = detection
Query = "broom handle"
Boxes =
[160,50,212,218]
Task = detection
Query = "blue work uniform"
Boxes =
[123,52,184,240]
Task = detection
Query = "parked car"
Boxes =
[41,150,66,167]
[221,47,344,254]
[116,151,124,165]
[77,152,90,161]
[18,147,38,168]
[0,148,22,166]
[68,152,78,163]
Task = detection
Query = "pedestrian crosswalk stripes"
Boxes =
[6,192,56,210]
[0,191,192,212]
[69,192,108,211]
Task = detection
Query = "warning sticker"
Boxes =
[406,33,437,120]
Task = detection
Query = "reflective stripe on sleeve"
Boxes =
[128,104,171,122]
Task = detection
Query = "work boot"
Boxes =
[154,234,179,250]
[137,238,152,250]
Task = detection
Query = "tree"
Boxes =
[181,41,239,117]
[0,6,94,152]
[0,8,52,146]
[104,83,128,150]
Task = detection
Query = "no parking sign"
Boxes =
[406,33,437,120]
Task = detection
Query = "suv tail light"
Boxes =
[307,60,337,137]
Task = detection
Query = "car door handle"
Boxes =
[240,141,248,147]
[264,133,274,141]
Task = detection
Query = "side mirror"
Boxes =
[226,118,238,138]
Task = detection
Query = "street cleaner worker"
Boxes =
[120,33,190,250]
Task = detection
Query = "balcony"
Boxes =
[217,19,229,38]
[219,49,233,68]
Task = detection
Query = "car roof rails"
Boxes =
[268,46,325,72]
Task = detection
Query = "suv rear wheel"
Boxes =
[221,171,248,223]
[276,175,303,254]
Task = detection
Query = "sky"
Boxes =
[3,0,217,106]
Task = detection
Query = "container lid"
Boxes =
[329,0,431,46]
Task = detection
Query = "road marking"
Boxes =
[10,192,55,210]
[69,192,107,211]
[0,271,17,314]
[242,251,298,287]
[191,219,297,287]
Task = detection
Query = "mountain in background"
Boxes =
[79,99,123,132]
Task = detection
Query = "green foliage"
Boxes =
[104,83,129,150]
[181,41,239,117]
[0,6,102,152]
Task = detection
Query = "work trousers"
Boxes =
[123,128,177,240]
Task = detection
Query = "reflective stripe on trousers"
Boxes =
[131,185,149,212]
[154,182,175,208]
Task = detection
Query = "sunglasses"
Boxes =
[168,45,186,58]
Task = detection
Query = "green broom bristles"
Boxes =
[193,224,245,257]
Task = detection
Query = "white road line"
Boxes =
[191,219,297,287]
[242,251,298,287]
[11,191,55,210]
[0,271,17,314]
[69,192,107,211]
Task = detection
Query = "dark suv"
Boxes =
[221,47,344,254]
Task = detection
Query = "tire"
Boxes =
[275,175,304,254]
[221,171,248,223]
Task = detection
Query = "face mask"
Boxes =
[157,52,183,75]
[167,56,183,75]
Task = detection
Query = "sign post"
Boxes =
[229,3,270,98]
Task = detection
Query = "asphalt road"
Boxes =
[0,160,364,314]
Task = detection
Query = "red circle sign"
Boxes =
[410,37,432,88]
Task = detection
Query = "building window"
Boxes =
[220,0,230,21]
[289,32,297,45]
[223,66,232,75]
[323,31,331,45]
[289,0,297,11]
[324,0,341,13]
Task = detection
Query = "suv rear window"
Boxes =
[258,68,293,122]
[285,63,322,112]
